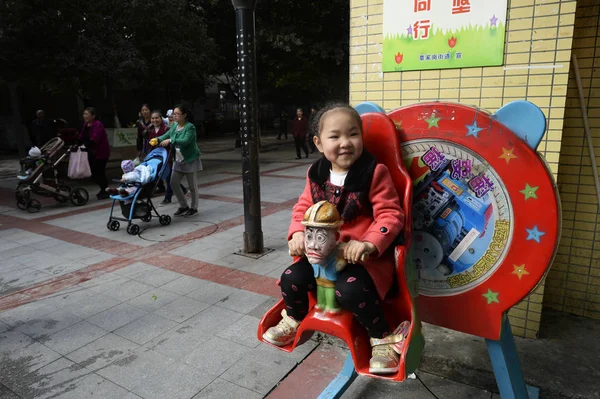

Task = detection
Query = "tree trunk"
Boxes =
[7,82,29,156]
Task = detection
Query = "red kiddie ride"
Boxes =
[258,99,560,399]
[257,110,425,383]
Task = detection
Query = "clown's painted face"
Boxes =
[304,227,338,264]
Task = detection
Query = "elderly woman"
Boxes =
[155,105,201,216]
[80,107,110,199]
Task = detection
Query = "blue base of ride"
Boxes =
[485,317,540,399]
[317,318,539,399]
[317,353,358,399]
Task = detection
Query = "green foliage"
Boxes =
[0,0,350,107]
[0,0,217,96]
[382,23,506,72]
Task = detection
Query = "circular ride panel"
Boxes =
[387,102,560,339]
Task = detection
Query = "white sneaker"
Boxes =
[262,309,300,346]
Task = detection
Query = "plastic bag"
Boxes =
[175,147,184,163]
[28,146,42,157]
[68,146,92,179]
[133,157,141,167]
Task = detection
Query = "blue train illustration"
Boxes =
[412,160,494,280]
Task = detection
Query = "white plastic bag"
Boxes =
[68,147,92,179]
[175,147,184,163]
[133,157,141,167]
[28,146,42,157]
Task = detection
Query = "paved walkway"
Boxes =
[0,146,499,398]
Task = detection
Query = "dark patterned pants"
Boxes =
[280,258,391,338]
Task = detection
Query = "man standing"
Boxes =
[30,110,56,147]
[291,108,309,159]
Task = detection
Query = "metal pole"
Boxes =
[233,0,264,253]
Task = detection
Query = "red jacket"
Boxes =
[79,120,110,160]
[291,117,309,138]
[288,152,405,299]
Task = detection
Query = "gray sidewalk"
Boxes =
[0,147,594,399]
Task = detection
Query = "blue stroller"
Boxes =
[106,147,172,235]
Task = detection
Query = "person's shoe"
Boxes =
[305,153,309,158]
[119,188,129,196]
[159,198,171,207]
[174,206,189,216]
[105,188,118,196]
[368,334,404,374]
[97,191,110,200]
[262,309,300,346]
[276,137,281,140]
[185,208,198,217]
[295,157,301,160]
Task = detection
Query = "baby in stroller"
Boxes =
[105,160,154,201]
[106,147,172,235]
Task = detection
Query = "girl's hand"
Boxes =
[343,240,376,264]
[160,139,171,147]
[288,231,305,257]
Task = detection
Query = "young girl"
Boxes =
[263,103,406,375]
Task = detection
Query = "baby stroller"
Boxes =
[106,147,172,235]
[16,137,89,212]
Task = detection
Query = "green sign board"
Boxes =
[383,0,507,72]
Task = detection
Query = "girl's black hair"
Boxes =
[309,102,362,137]
[84,107,97,117]
[140,104,151,111]
[151,109,163,118]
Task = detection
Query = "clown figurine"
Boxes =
[302,200,348,312]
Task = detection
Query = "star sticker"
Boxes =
[520,184,539,200]
[490,14,499,26]
[407,25,413,35]
[526,225,545,243]
[512,264,530,280]
[465,121,483,138]
[482,289,499,304]
[499,147,517,164]
[425,113,441,129]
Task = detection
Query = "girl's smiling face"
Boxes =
[314,108,364,173]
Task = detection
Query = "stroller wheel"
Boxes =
[127,224,140,236]
[26,199,41,213]
[54,185,71,203]
[159,214,171,226]
[69,187,89,206]
[107,220,120,231]
[17,199,27,210]
[141,213,152,223]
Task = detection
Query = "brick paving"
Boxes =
[0,145,496,398]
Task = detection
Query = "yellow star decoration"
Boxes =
[499,147,518,164]
[393,120,403,130]
[512,264,529,280]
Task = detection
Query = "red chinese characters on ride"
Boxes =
[452,0,471,14]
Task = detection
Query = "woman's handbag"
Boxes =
[68,146,92,179]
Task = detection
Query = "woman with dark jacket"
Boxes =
[79,107,110,199]
[137,104,152,159]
